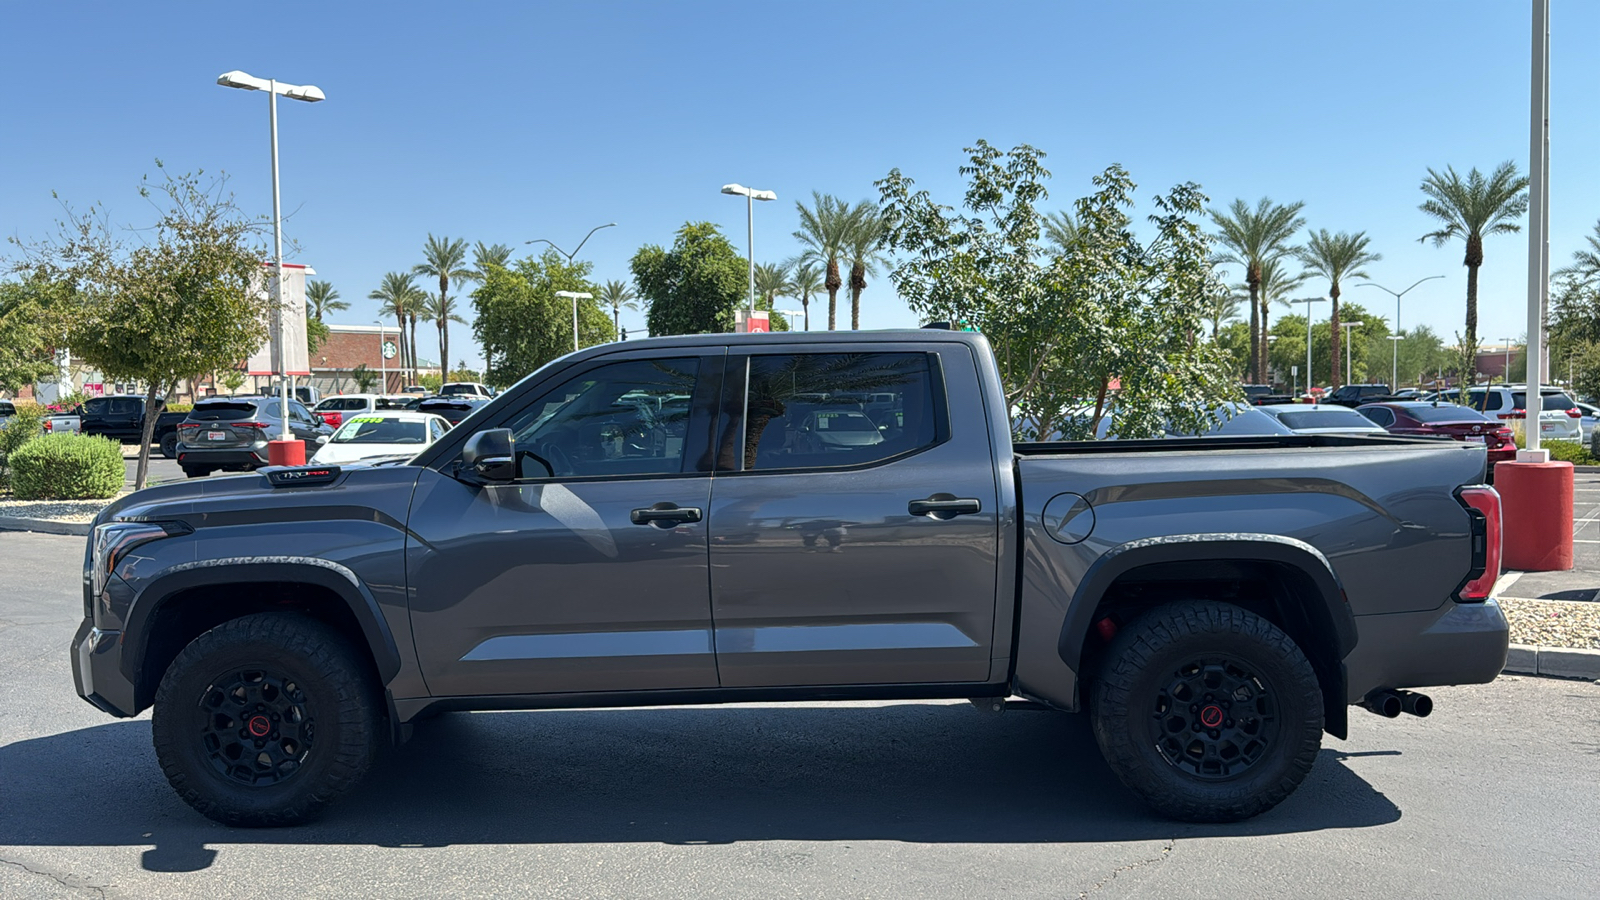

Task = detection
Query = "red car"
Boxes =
[1356,401,1516,469]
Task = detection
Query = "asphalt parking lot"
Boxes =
[2,531,1597,899]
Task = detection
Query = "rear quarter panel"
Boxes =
[1013,440,1486,708]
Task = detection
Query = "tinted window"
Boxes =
[505,357,699,478]
[742,353,939,471]
[0,401,14,416]
[319,397,371,412]
[188,401,259,421]
[1409,405,1490,424]
[1361,407,1395,427]
[1275,409,1379,429]
[332,417,427,444]
[82,398,110,415]
[1513,392,1575,411]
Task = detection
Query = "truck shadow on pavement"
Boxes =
[1,703,1400,872]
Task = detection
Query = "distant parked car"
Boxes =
[1255,404,1387,435]
[77,395,188,456]
[175,396,333,478]
[312,394,382,429]
[1166,403,1296,438]
[1324,384,1393,407]
[416,395,491,426]
[1575,401,1600,440]
[1357,401,1516,470]
[0,399,14,428]
[439,381,494,398]
[309,411,452,465]
[1423,385,1582,442]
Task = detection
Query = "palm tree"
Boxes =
[421,293,467,374]
[843,203,887,330]
[1418,161,1529,385]
[305,279,347,321]
[1297,230,1381,386]
[600,279,638,335]
[753,262,790,310]
[1210,197,1307,383]
[1202,293,1242,340]
[1554,219,1600,287]
[471,241,514,281]
[1235,258,1310,381]
[786,262,824,331]
[1043,210,1082,256]
[793,191,855,331]
[414,235,475,385]
[370,272,421,382]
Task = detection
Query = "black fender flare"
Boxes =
[121,558,403,690]
[1057,534,1358,673]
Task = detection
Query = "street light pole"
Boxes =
[216,70,324,445]
[1296,296,1326,394]
[1503,338,1515,384]
[376,321,387,393]
[1340,321,1360,385]
[555,291,594,353]
[721,183,777,330]
[1360,276,1444,390]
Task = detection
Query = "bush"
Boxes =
[0,406,46,489]
[8,433,124,500]
[1545,439,1598,466]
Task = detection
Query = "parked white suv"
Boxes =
[439,382,494,398]
[1425,385,1582,442]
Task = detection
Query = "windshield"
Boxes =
[1274,409,1378,429]
[331,417,427,444]
[1409,406,1490,424]
[440,384,478,395]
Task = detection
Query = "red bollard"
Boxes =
[1493,458,1574,571]
[267,439,306,467]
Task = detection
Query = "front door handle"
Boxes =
[908,495,982,519]
[630,503,703,526]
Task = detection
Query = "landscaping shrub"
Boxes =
[8,433,124,500]
[1543,439,1597,466]
[0,406,46,489]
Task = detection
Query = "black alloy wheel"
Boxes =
[197,668,316,787]
[1149,654,1279,780]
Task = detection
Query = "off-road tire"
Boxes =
[160,433,178,459]
[151,612,379,827]
[1091,601,1323,823]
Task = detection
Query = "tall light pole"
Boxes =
[721,183,777,329]
[375,321,389,394]
[216,70,324,445]
[555,291,594,353]
[1503,337,1515,384]
[1525,0,1550,453]
[1296,296,1326,394]
[1360,275,1444,391]
[525,223,617,266]
[1340,321,1361,385]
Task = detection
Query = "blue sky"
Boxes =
[3,1,1597,371]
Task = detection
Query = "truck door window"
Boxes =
[740,353,940,471]
[502,357,700,478]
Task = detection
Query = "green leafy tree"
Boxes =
[786,261,824,331]
[632,223,745,336]
[221,368,246,395]
[414,235,475,382]
[752,262,792,331]
[1215,320,1251,378]
[473,251,609,385]
[1210,197,1306,383]
[19,166,271,489]
[1568,341,1600,401]
[306,316,330,354]
[0,276,70,395]
[350,363,378,393]
[792,192,855,331]
[1296,230,1380,386]
[370,272,421,377]
[1418,161,1529,385]
[844,203,887,330]
[1232,257,1309,384]
[305,279,346,321]
[600,278,638,335]
[878,141,1238,440]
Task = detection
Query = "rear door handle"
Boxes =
[630,503,703,526]
[908,496,982,518]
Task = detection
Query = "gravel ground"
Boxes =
[1499,596,1600,650]
[0,493,125,523]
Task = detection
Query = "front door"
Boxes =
[707,345,1001,687]
[407,353,723,698]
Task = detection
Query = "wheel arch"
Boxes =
[1059,535,1357,739]
[122,559,402,713]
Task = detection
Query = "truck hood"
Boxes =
[97,463,428,529]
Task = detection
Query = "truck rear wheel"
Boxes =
[1090,601,1323,822]
[151,612,380,827]
[160,432,178,458]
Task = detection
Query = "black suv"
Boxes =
[416,395,490,426]
[175,396,332,478]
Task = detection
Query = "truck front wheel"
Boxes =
[1091,601,1323,822]
[151,612,380,827]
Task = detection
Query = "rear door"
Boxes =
[706,343,1001,687]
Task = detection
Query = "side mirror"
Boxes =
[462,428,516,482]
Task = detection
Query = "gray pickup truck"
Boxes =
[72,330,1509,826]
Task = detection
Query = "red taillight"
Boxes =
[1498,411,1525,420]
[43,419,52,432]
[1457,486,1501,601]
[1567,408,1582,418]
[231,421,268,429]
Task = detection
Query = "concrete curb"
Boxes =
[1502,642,1600,680]
[1571,465,1600,473]
[0,516,90,537]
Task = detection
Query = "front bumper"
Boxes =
[71,617,137,717]
[1343,598,1510,703]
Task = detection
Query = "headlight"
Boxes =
[90,522,185,598]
